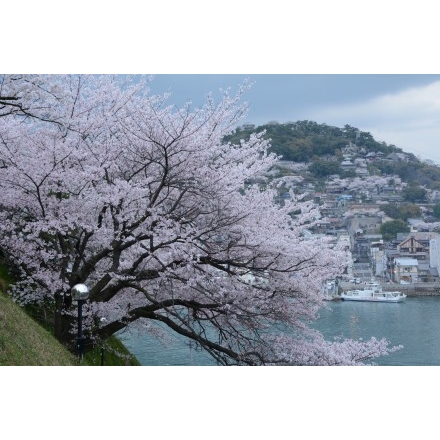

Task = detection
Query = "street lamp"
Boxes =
[71,283,90,361]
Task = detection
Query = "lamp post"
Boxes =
[71,283,90,361]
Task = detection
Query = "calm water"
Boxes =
[118,296,440,366]
[313,296,440,366]
[118,324,217,366]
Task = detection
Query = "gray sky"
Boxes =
[147,74,440,164]
[7,3,440,165]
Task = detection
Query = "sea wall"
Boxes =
[339,281,440,297]
[382,282,440,297]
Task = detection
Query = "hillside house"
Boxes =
[355,167,369,177]
[346,204,382,217]
[430,238,440,272]
[397,235,428,261]
[386,152,410,162]
[397,232,439,252]
[417,262,439,282]
[341,160,356,170]
[385,233,440,282]
[326,182,347,194]
[241,124,255,130]
[428,190,440,203]
[393,257,418,283]
[364,152,378,162]
[407,218,426,230]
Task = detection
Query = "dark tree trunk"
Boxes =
[54,292,74,349]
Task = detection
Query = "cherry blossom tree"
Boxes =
[0,75,399,365]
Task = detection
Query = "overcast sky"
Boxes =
[147,74,440,164]
[8,3,440,165]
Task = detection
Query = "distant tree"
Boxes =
[380,220,410,241]
[340,169,356,179]
[381,203,421,221]
[402,184,427,203]
[417,163,440,189]
[309,160,341,178]
[284,138,313,161]
[399,203,422,220]
[433,204,440,219]
[429,181,440,191]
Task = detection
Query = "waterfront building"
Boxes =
[394,257,419,284]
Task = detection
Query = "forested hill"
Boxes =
[224,120,440,190]
[224,120,409,162]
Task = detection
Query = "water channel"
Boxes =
[118,296,440,366]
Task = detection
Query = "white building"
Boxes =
[394,258,419,283]
[430,238,440,270]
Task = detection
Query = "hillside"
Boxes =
[225,120,440,190]
[0,290,79,366]
[225,120,405,160]
[0,264,140,366]
[0,289,141,366]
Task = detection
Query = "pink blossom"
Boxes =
[0,75,399,364]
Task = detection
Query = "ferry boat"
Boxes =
[340,282,406,303]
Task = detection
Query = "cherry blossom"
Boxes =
[0,75,398,365]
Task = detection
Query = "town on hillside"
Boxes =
[248,138,440,293]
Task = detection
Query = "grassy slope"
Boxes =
[0,290,140,366]
[0,290,79,366]
[0,264,140,366]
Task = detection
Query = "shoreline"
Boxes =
[338,281,440,297]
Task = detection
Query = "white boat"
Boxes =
[340,282,406,303]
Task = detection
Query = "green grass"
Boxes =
[0,262,140,366]
[0,290,79,365]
